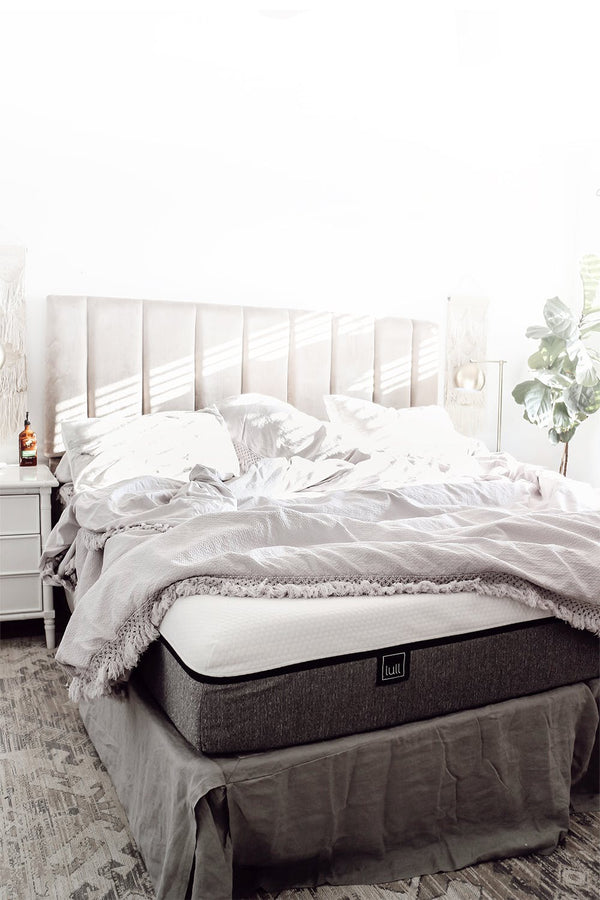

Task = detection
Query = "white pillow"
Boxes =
[323,395,479,457]
[62,408,240,491]
[215,393,349,460]
[54,452,73,483]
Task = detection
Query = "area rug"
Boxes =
[0,636,598,900]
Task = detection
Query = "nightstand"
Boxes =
[0,464,58,649]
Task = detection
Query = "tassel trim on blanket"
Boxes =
[63,572,600,702]
[41,525,174,591]
[82,522,174,551]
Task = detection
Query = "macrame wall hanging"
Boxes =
[444,295,489,436]
[0,246,27,438]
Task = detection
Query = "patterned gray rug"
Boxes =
[1,635,598,900]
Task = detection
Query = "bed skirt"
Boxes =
[79,678,600,900]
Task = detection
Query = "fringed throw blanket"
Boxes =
[42,455,600,701]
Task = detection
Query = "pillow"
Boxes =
[215,393,348,460]
[232,438,263,474]
[323,395,480,457]
[54,453,72,483]
[62,408,240,491]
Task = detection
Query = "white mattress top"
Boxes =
[158,590,551,678]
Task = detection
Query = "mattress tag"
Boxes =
[376,650,410,685]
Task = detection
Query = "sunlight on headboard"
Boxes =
[45,296,439,458]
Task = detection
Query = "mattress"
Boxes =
[136,591,600,753]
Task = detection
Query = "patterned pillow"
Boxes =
[232,438,263,474]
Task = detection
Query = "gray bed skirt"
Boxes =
[79,678,600,900]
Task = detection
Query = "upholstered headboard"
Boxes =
[45,296,440,459]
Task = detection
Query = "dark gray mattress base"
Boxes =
[136,617,600,754]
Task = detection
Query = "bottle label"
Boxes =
[21,450,37,458]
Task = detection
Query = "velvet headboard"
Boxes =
[45,296,440,459]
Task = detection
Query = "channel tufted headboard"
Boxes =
[45,296,440,459]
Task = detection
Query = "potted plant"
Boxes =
[512,254,600,476]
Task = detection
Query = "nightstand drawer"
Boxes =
[0,574,42,614]
[0,494,40,535]
[0,534,41,573]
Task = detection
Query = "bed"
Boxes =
[43,295,600,900]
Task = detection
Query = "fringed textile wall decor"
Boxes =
[445,295,489,436]
[0,246,27,438]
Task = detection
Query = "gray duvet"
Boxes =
[43,451,600,700]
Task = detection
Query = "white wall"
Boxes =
[1,1,599,482]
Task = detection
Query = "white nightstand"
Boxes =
[0,464,58,649]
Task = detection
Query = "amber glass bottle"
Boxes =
[18,412,38,467]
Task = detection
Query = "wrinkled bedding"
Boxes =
[42,449,600,700]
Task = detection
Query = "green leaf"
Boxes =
[542,335,566,365]
[523,380,553,427]
[527,336,565,371]
[553,402,573,432]
[546,336,566,364]
[565,382,600,416]
[525,325,552,340]
[528,350,546,369]
[534,368,572,390]
[512,379,538,405]
[581,309,600,331]
[580,254,600,314]
[548,425,576,445]
[543,296,577,339]
[575,343,600,386]
[560,355,576,378]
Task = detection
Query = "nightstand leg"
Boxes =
[44,614,56,651]
[42,581,56,651]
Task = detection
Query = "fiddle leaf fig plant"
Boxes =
[512,254,600,475]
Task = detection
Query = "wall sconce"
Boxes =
[455,358,506,452]
[454,362,485,392]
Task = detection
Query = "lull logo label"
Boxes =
[377,650,410,685]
